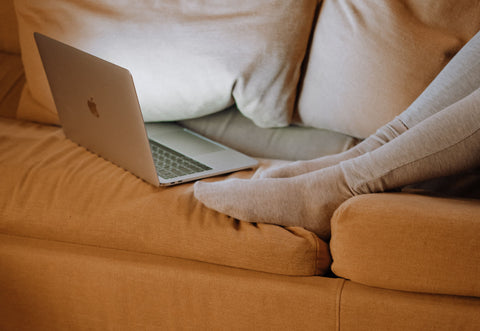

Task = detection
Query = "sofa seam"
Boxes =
[0,232,183,261]
[310,228,333,276]
[311,230,320,275]
[0,232,313,277]
[335,279,346,331]
[329,199,349,271]
[0,232,254,273]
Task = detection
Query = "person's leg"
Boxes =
[259,118,407,178]
[194,88,480,240]
[260,30,480,179]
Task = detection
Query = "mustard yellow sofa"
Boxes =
[1,1,480,330]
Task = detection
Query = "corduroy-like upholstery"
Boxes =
[331,193,480,297]
[0,117,331,276]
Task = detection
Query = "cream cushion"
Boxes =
[296,0,480,138]
[179,105,359,160]
[14,0,317,126]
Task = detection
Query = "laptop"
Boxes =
[34,32,258,186]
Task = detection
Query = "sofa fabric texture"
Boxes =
[331,193,480,297]
[338,281,480,331]
[0,234,345,330]
[0,117,331,276]
[1,0,480,329]
[3,234,480,330]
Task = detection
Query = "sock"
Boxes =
[194,88,480,240]
[194,165,352,240]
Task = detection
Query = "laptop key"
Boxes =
[149,139,211,179]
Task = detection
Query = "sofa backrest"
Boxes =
[0,0,20,54]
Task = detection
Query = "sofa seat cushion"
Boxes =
[339,281,480,330]
[0,118,331,276]
[179,105,359,161]
[330,193,480,297]
[0,234,344,330]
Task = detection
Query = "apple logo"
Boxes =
[87,97,100,118]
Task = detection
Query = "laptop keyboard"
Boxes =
[149,139,211,179]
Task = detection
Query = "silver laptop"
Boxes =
[34,32,258,186]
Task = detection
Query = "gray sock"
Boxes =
[194,88,480,240]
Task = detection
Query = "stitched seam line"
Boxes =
[311,230,320,275]
[336,279,346,331]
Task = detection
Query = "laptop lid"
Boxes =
[34,32,258,186]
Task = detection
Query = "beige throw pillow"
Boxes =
[14,0,317,126]
[296,0,479,138]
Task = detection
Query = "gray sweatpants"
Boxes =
[340,31,480,196]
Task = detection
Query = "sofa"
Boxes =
[1,0,479,330]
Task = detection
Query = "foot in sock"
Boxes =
[194,165,353,240]
[195,87,480,240]
[195,33,480,240]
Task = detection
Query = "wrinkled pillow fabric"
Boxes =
[296,0,479,138]
[14,0,317,127]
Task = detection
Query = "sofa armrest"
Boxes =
[330,193,480,297]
